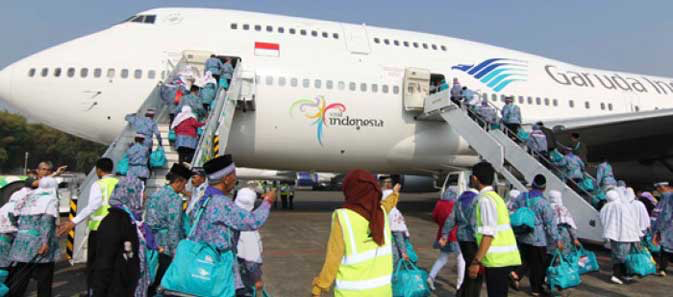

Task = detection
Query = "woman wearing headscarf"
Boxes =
[312,170,401,297]
[0,187,30,270]
[600,189,641,285]
[235,188,266,297]
[427,189,465,291]
[171,106,205,164]
[548,191,581,258]
[198,71,218,112]
[637,191,657,217]
[624,188,650,238]
[91,176,156,297]
[7,178,60,297]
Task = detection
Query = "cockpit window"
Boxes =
[131,16,145,23]
[144,15,156,24]
[124,15,156,24]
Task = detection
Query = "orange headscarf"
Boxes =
[342,169,385,246]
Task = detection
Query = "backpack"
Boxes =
[510,193,539,234]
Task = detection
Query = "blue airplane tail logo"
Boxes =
[451,58,528,92]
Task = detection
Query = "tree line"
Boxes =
[0,111,106,174]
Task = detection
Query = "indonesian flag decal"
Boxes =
[254,42,280,57]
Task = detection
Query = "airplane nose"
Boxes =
[0,66,12,108]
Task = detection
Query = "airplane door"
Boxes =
[403,68,430,111]
[341,24,371,55]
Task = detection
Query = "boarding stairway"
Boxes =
[71,53,247,263]
[418,91,604,243]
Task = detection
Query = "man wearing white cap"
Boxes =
[126,133,150,182]
[125,108,162,151]
[235,188,266,297]
[654,181,673,276]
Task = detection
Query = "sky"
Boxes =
[1,1,672,76]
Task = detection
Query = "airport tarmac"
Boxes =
[20,191,673,297]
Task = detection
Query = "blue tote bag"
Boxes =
[160,197,236,297]
[404,238,418,263]
[149,147,167,168]
[547,251,581,290]
[625,245,656,277]
[392,260,431,297]
[569,246,600,274]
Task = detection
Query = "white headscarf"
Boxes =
[170,106,196,130]
[626,187,650,235]
[549,190,577,229]
[14,177,59,218]
[600,189,640,242]
[382,189,409,237]
[196,71,217,88]
[0,187,32,233]
[235,188,263,263]
[506,189,521,210]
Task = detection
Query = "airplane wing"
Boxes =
[541,108,673,183]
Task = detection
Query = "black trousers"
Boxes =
[485,266,511,297]
[169,113,176,128]
[280,194,288,209]
[177,147,196,164]
[8,262,55,297]
[148,254,172,296]
[519,244,548,294]
[504,123,521,142]
[457,241,483,297]
[658,250,673,272]
[86,231,98,295]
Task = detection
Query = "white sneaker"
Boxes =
[610,276,624,285]
[659,271,667,277]
[426,277,436,291]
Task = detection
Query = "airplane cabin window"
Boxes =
[492,94,497,102]
[432,44,438,50]
[393,86,400,94]
[81,68,89,78]
[144,15,156,24]
[254,25,262,31]
[413,42,419,48]
[371,84,378,93]
[422,43,428,49]
[289,28,296,34]
[407,85,414,94]
[67,68,75,78]
[518,96,524,104]
[28,68,36,77]
[133,69,141,79]
[553,99,558,106]
[266,26,273,32]
[300,29,307,36]
[608,103,613,111]
[278,27,285,33]
[349,82,356,91]
[360,83,367,92]
[393,40,400,46]
[243,24,250,30]
[231,23,237,30]
[311,30,318,37]
[544,98,549,106]
[382,85,389,93]
[94,68,102,78]
[322,32,329,38]
[338,81,345,90]
[374,38,380,44]
[121,69,129,79]
[107,68,115,78]
[585,101,590,109]
[500,95,506,102]
[441,45,447,51]
[569,100,574,108]
[527,97,533,104]
[333,33,339,39]
[290,78,298,87]
[635,106,640,112]
[302,79,310,88]
[41,68,49,77]
[326,80,333,89]
[53,68,62,77]
[403,41,409,47]
[600,103,605,110]
[266,76,274,86]
[314,79,321,89]
[535,97,541,105]
[384,39,390,45]
[278,77,286,86]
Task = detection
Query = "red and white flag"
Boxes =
[254,42,280,57]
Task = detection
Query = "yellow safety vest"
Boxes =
[474,191,522,268]
[334,208,393,297]
[88,177,119,231]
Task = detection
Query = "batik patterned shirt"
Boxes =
[8,214,58,263]
[125,114,162,148]
[512,190,560,247]
[127,143,149,179]
[442,190,479,242]
[145,185,184,257]
[653,192,673,252]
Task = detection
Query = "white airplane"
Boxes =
[1,7,672,184]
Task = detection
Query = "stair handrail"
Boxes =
[71,56,189,264]
[192,61,243,167]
